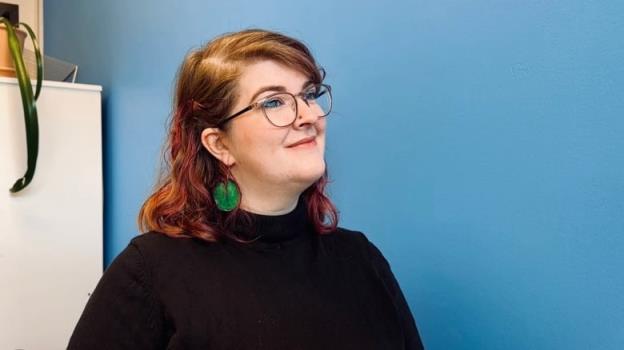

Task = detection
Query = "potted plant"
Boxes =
[0,16,43,193]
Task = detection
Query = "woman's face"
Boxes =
[206,59,327,196]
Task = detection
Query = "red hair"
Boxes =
[137,29,339,243]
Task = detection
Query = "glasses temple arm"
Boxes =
[217,104,254,127]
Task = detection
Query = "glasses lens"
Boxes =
[262,94,297,127]
[304,84,332,118]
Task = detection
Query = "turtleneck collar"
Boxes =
[231,195,314,244]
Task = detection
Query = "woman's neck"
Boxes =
[238,190,300,215]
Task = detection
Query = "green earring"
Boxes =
[212,179,240,212]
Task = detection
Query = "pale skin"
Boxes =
[200,60,327,215]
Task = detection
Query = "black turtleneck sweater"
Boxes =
[67,197,424,349]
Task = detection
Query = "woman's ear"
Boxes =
[200,128,236,166]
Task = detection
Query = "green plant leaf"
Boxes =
[18,22,42,100]
[1,18,40,193]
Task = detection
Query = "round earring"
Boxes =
[212,171,240,212]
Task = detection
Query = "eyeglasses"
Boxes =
[217,83,332,128]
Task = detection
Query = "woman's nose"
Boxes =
[292,97,320,128]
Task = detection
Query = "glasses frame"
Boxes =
[217,83,332,128]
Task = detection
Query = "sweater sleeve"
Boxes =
[67,242,166,350]
[364,236,425,350]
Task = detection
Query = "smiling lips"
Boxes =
[287,136,316,148]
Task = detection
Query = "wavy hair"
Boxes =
[137,29,339,243]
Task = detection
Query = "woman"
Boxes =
[67,29,425,349]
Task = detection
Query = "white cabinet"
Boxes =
[0,77,103,349]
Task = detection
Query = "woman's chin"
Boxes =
[292,164,326,186]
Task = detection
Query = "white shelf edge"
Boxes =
[0,77,102,92]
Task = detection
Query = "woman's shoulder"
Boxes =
[318,226,381,258]
[331,226,379,243]
[126,231,222,263]
[130,230,186,245]
[130,230,222,246]
[329,226,369,242]
[128,231,189,252]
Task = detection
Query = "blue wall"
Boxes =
[45,1,624,349]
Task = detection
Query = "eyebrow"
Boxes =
[248,80,314,104]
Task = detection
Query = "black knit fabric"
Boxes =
[67,196,425,349]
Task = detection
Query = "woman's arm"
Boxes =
[67,242,167,350]
[365,236,425,350]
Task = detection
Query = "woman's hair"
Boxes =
[137,28,339,243]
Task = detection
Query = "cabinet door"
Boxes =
[0,78,103,349]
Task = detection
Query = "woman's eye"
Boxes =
[263,98,284,109]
